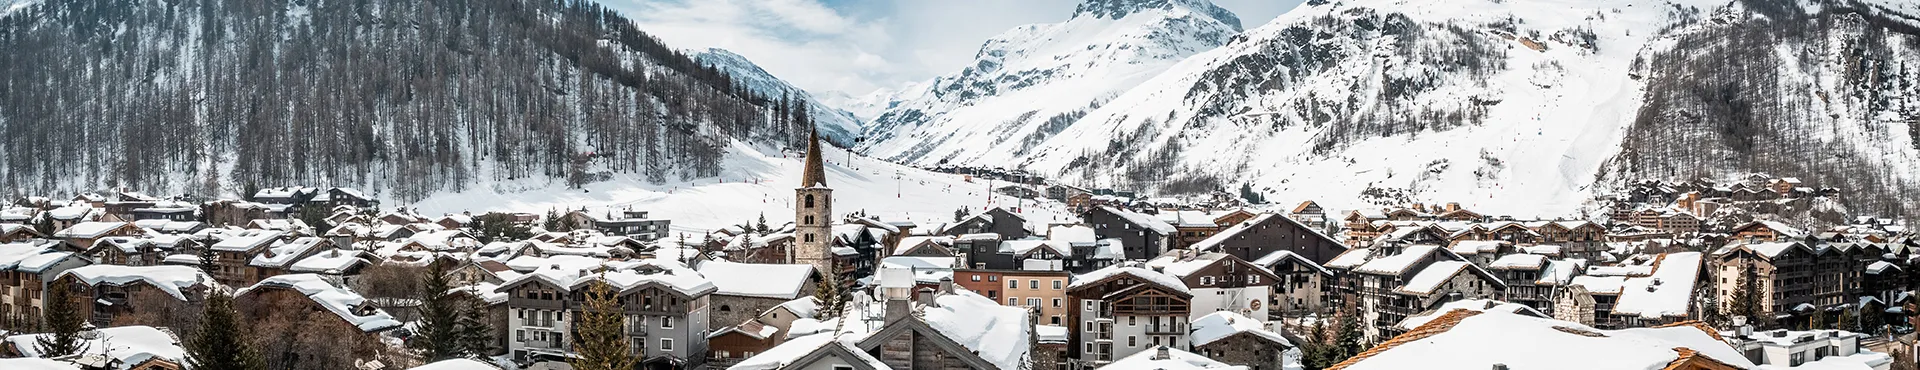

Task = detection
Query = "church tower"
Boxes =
[794,128,834,274]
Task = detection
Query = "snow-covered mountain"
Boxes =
[816,87,902,123]
[0,0,825,202]
[856,0,1245,165]
[693,48,864,146]
[868,0,1920,218]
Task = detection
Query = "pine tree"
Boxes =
[32,215,53,236]
[1336,309,1364,360]
[1699,289,1727,327]
[187,289,265,370]
[544,208,560,231]
[34,284,88,358]
[1811,308,1829,330]
[813,266,844,319]
[1728,264,1771,328]
[1839,308,1860,332]
[569,280,635,370]
[410,264,463,362]
[455,297,496,358]
[755,213,769,234]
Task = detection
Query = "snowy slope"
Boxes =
[856,0,1244,166]
[817,87,903,123]
[406,141,1074,235]
[890,0,1920,218]
[695,48,865,145]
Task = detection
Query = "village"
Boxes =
[0,131,1911,370]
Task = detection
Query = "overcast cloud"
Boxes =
[607,0,1299,98]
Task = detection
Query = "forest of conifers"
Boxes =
[0,0,817,201]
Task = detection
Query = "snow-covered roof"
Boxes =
[1324,248,1373,270]
[1488,253,1547,270]
[211,230,285,252]
[1049,224,1096,242]
[1354,245,1440,275]
[1868,261,1899,275]
[1334,310,1754,370]
[1189,311,1290,348]
[248,237,328,268]
[1611,252,1704,319]
[59,265,210,300]
[571,260,717,297]
[1448,240,1507,255]
[729,332,885,370]
[1100,206,1176,234]
[697,260,814,299]
[52,221,132,239]
[1098,346,1244,370]
[1397,261,1475,295]
[1252,250,1331,276]
[922,290,1032,370]
[408,359,495,370]
[238,274,403,332]
[0,358,79,370]
[3,326,185,369]
[1569,275,1627,294]
[1396,299,1545,330]
[1068,263,1190,294]
[288,249,372,273]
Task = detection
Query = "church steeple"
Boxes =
[801,128,827,188]
[794,127,834,275]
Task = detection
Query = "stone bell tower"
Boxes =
[794,128,834,274]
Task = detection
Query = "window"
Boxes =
[989,275,999,282]
[718,305,730,312]
[1027,298,1041,307]
[805,195,815,208]
[662,338,674,351]
[1052,298,1062,308]
[1202,276,1215,286]
[1248,275,1259,284]
[1127,336,1137,347]
[1053,280,1062,290]
[516,330,525,342]
[1129,316,1137,326]
[661,316,674,329]
[1009,280,1018,289]
[805,216,815,225]
[1030,280,1039,289]
[971,275,981,282]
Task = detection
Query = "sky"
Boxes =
[608,0,1301,99]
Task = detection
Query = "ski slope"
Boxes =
[406,141,1074,237]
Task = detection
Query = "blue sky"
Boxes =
[607,0,1301,98]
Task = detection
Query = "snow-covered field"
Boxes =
[405,141,1076,237]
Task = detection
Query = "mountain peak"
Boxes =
[1073,0,1242,31]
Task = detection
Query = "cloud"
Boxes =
[607,0,1299,98]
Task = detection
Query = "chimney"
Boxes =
[917,287,938,308]
[1153,346,1170,360]
[885,295,911,323]
[1492,364,1508,370]
[938,276,955,295]
[1447,202,1461,212]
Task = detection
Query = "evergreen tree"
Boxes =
[814,266,844,319]
[1728,264,1771,328]
[297,205,332,234]
[569,280,635,370]
[187,289,265,370]
[755,213,769,234]
[954,208,967,222]
[544,208,560,231]
[409,264,463,362]
[1699,289,1727,327]
[1335,309,1364,360]
[1839,308,1860,332]
[455,297,496,358]
[1811,308,1829,330]
[34,284,88,358]
[32,215,53,236]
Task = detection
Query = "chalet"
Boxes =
[1728,220,1807,243]
[0,241,89,329]
[564,209,672,241]
[1486,254,1583,314]
[233,274,403,368]
[1158,210,1229,250]
[730,282,1032,370]
[0,325,189,370]
[1252,250,1333,318]
[205,230,287,286]
[1145,251,1281,323]
[1066,263,1192,366]
[308,187,377,209]
[1524,220,1607,259]
[1327,245,1507,341]
[252,186,319,205]
[696,261,817,331]
[495,260,716,367]
[1290,201,1328,227]
[1190,213,1348,265]
[448,259,517,286]
[1709,242,1818,328]
[0,224,41,243]
[941,207,1031,240]
[285,248,374,277]
[85,236,168,266]
[51,221,145,252]
[1084,206,1175,261]
[53,265,211,327]
[1189,311,1295,370]
[436,213,473,230]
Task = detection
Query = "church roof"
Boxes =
[801,128,828,188]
